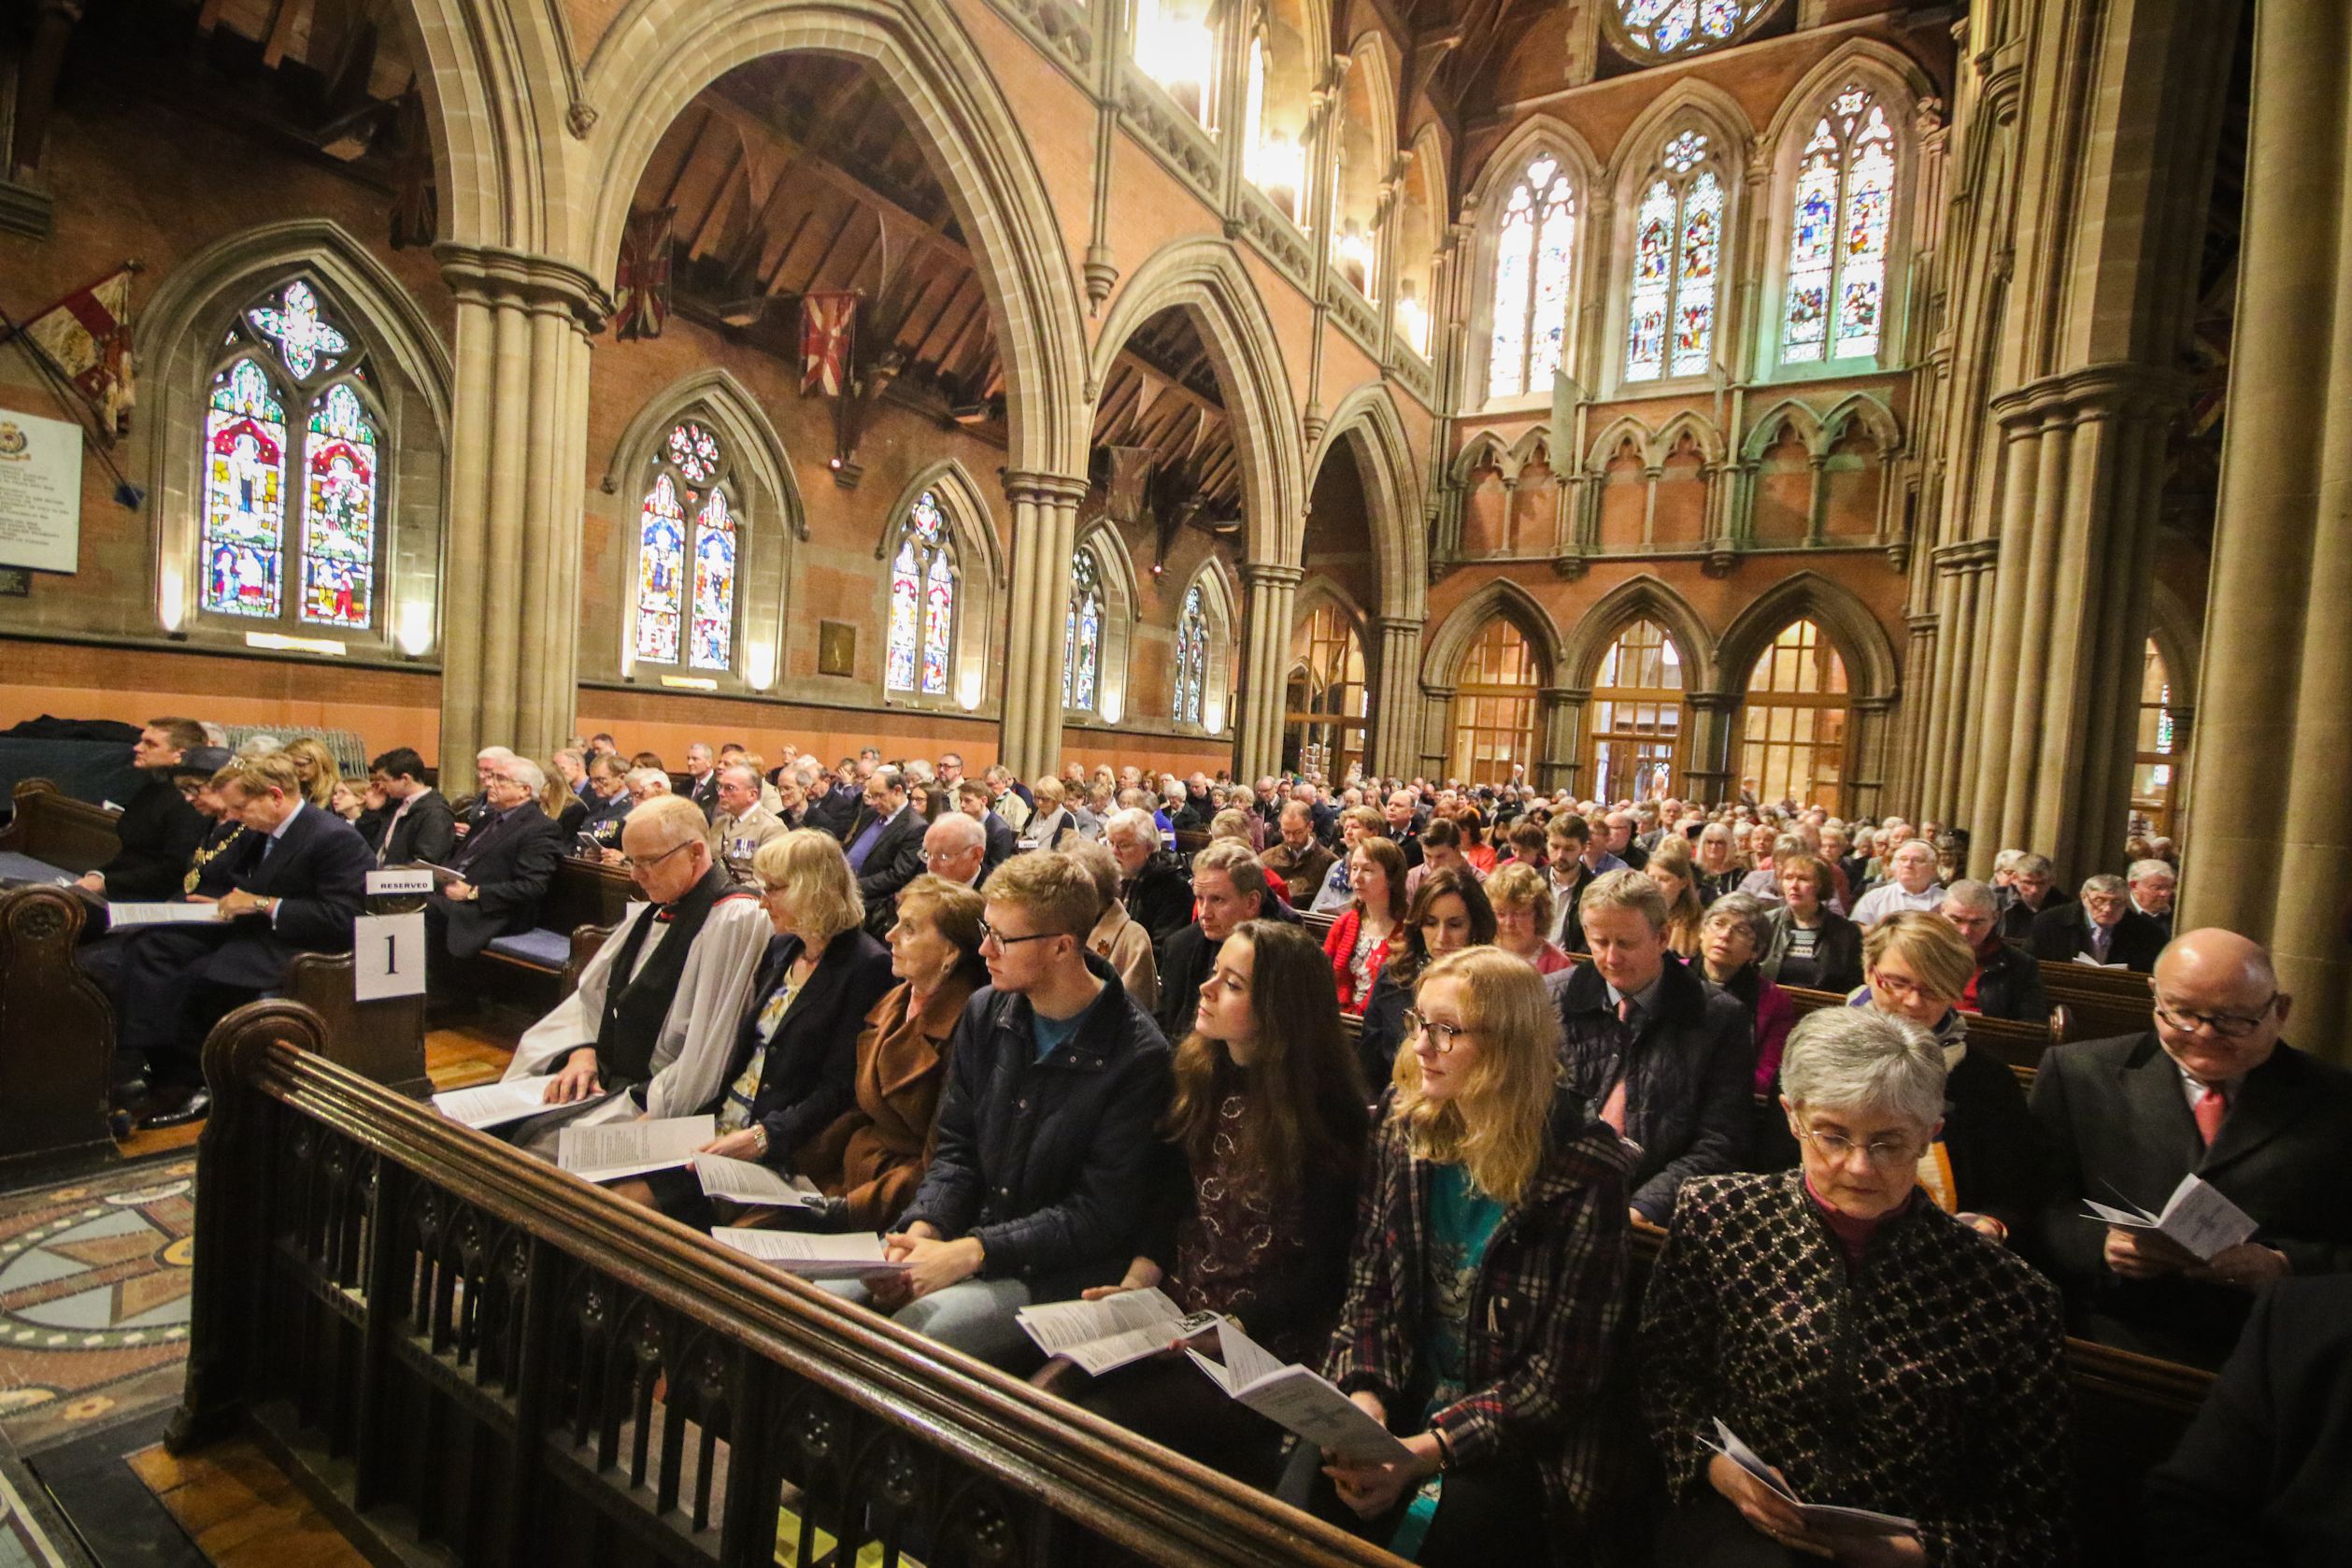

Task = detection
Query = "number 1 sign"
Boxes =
[353,910,427,1001]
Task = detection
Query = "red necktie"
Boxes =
[1599,998,1634,1134]
[2194,1083,2228,1147]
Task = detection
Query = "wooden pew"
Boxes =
[2039,958,2155,1042]
[0,886,115,1174]
[474,855,639,1007]
[1781,984,2057,1085]
[0,777,120,878]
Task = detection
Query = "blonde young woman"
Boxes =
[1302,947,1639,1567]
[1644,838,1707,959]
[279,735,341,809]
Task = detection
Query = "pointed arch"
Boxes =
[1066,520,1143,724]
[1176,555,1242,733]
[1331,33,1399,300]
[141,218,452,652]
[1452,427,1518,483]
[602,367,803,538]
[872,459,1005,710]
[1604,80,1753,392]
[1286,578,1371,779]
[1310,382,1429,620]
[1561,574,1721,692]
[1090,239,1305,564]
[1717,570,1899,698]
[1820,392,1903,456]
[1741,396,1828,461]
[1586,413,1659,473]
[385,0,576,253]
[1421,577,1562,689]
[1391,122,1450,358]
[1506,426,1557,474]
[581,0,1091,478]
[1464,114,1604,411]
[1758,38,1935,158]
[1652,409,1726,466]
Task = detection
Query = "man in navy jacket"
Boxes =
[115,750,371,1127]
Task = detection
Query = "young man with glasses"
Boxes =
[833,851,1172,1368]
[2031,927,2352,1368]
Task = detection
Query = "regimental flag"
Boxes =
[388,90,438,251]
[800,291,858,397]
[612,207,676,341]
[1101,447,1154,525]
[20,267,135,438]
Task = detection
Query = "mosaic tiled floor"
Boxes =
[0,1163,195,1455]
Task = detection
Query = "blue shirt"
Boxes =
[846,806,894,873]
[1032,1006,1084,1062]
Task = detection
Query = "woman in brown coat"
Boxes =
[794,874,988,1229]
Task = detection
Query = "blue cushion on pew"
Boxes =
[485,928,571,970]
[0,850,76,884]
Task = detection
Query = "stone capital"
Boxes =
[1931,537,2001,574]
[434,243,610,335]
[1238,563,1306,591]
[1376,615,1425,636]
[1001,470,1090,506]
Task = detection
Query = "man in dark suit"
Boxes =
[452,746,513,842]
[2131,857,2178,937]
[1156,841,1279,1044]
[807,762,863,841]
[954,779,1019,876]
[845,765,926,936]
[424,755,565,980]
[361,746,457,866]
[2031,873,2167,972]
[2143,1275,2352,1565]
[1996,851,2074,942]
[115,751,372,1127]
[1940,879,2050,1023]
[682,743,720,821]
[1380,787,1424,871]
[1105,806,1191,960]
[74,716,208,901]
[2031,928,2352,1367]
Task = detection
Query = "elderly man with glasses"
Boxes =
[497,794,770,1155]
[2030,928,2352,1368]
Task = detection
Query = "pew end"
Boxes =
[280,950,430,1098]
[0,885,118,1176]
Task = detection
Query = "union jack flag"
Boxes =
[800,291,858,397]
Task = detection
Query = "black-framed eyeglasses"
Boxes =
[626,840,693,874]
[978,921,1059,951]
[1792,1122,1921,1169]
[1403,1010,1470,1053]
[2154,994,2276,1040]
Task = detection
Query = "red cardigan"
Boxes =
[1323,906,1393,1016]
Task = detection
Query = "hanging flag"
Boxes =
[800,291,858,397]
[388,90,438,251]
[612,207,676,341]
[19,266,136,438]
[1101,447,1154,524]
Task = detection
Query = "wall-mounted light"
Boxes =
[157,563,186,634]
[246,631,348,657]
[1101,692,1124,726]
[396,599,435,659]
[1252,135,1306,221]
[745,642,778,692]
[1204,697,1225,733]
[1396,291,1430,356]
[958,667,984,711]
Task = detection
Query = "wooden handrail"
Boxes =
[172,1004,1406,1568]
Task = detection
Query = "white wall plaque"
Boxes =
[0,408,82,574]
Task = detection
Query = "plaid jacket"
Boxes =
[1324,1084,1637,1560]
[1640,1171,2072,1567]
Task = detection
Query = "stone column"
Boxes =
[996,472,1089,780]
[1916,538,1998,820]
[1369,614,1424,777]
[1234,562,1302,781]
[1682,691,1738,806]
[1539,685,1587,795]
[1417,685,1455,780]
[2179,0,2352,1054]
[433,245,604,769]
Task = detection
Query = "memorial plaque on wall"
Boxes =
[818,620,856,677]
[0,409,81,574]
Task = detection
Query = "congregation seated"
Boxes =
[1549,869,1753,1225]
[2029,872,2167,971]
[1994,852,2072,943]
[2128,856,2177,937]
[1692,892,1794,1098]
[2031,928,2352,1368]
[1156,839,1293,1043]
[72,716,208,901]
[709,762,786,884]
[1486,861,1572,975]
[113,750,373,1127]
[1064,836,1158,1011]
[422,754,567,982]
[1693,822,1742,904]
[575,752,632,855]
[1401,816,1480,902]
[830,852,1173,1366]
[1758,852,1863,992]
[846,766,927,936]
[678,831,896,1209]
[1105,805,1191,960]
[2143,1275,2352,1566]
[1544,812,1605,954]
[1324,834,1407,1014]
[1643,837,1706,959]
[919,807,988,889]
[792,875,988,1229]
[501,795,769,1145]
[1044,919,1366,1488]
[1298,948,1637,1567]
[954,777,1019,876]
[1259,798,1335,905]
[1846,837,1944,927]
[1641,1007,2072,1565]
[1356,866,1494,1091]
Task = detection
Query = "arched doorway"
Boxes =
[1739,617,1850,810]
[1587,617,1686,803]
[1449,619,1540,785]
[2131,638,2180,838]
[1284,601,1365,780]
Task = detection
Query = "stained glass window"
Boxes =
[632,421,742,672]
[200,279,386,632]
[1611,0,1780,62]
[201,359,288,619]
[634,474,687,665]
[689,488,735,669]
[1176,585,1208,724]
[1781,86,1897,363]
[885,491,956,696]
[1625,130,1724,382]
[1063,549,1105,713]
[1488,154,1578,401]
[299,383,377,628]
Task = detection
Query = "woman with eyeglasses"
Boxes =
[1760,852,1863,994]
[695,830,896,1183]
[1043,919,1367,1486]
[1760,911,2036,1246]
[1354,868,1497,1092]
[1640,1006,2071,1567]
[1296,946,1640,1567]
[1695,823,1742,904]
